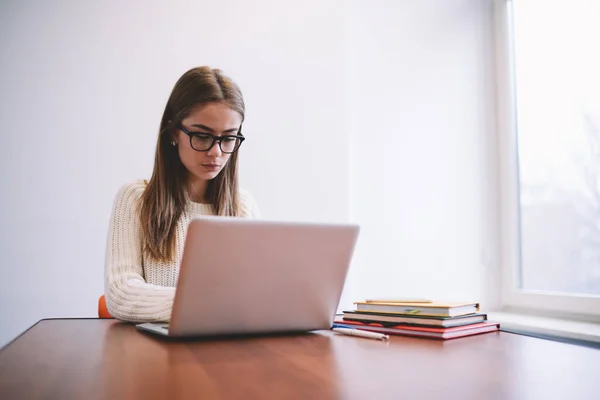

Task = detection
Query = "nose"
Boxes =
[207,140,222,157]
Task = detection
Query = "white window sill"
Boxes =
[488,311,600,345]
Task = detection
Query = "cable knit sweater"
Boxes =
[104,180,260,323]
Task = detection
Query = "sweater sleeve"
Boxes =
[104,181,175,323]
[240,189,261,218]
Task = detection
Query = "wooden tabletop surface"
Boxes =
[1,318,599,400]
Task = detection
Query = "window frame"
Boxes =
[494,0,600,320]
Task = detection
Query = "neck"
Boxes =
[187,175,209,204]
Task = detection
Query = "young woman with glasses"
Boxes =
[104,67,259,322]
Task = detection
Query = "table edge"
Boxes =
[4,319,599,354]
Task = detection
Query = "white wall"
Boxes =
[0,0,499,347]
[0,0,348,347]
[340,0,500,311]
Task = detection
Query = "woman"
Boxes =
[104,67,260,322]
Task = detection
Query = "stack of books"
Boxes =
[334,299,499,340]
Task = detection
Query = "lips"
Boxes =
[202,163,220,171]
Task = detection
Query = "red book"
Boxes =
[333,319,500,340]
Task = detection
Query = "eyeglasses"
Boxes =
[178,124,245,154]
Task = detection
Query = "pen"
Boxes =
[331,325,389,341]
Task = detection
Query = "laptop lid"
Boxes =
[168,217,360,337]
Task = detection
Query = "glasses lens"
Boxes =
[220,137,241,153]
[191,134,214,151]
[190,134,242,153]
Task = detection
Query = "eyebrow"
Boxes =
[190,123,239,134]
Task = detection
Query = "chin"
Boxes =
[195,170,222,181]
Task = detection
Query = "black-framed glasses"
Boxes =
[178,124,245,154]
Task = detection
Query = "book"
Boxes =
[364,298,432,303]
[333,319,500,340]
[353,301,479,317]
[342,311,488,328]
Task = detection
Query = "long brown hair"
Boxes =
[140,66,245,262]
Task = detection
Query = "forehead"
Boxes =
[183,102,242,129]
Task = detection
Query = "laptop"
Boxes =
[136,216,360,338]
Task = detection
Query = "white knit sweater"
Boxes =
[104,180,260,323]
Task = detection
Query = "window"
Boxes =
[496,0,600,316]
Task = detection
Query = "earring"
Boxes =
[171,140,177,146]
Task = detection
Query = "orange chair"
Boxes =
[98,294,113,318]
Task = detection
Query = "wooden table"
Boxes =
[1,318,599,400]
